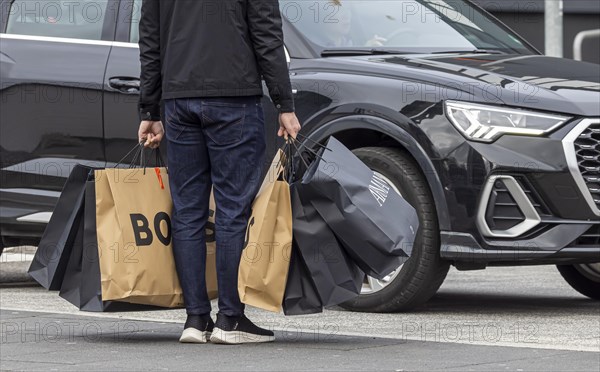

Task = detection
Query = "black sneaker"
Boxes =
[209,313,275,344]
[179,314,214,343]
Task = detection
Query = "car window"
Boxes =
[130,0,142,43]
[280,0,531,54]
[5,0,109,41]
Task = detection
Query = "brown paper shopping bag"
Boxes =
[94,167,218,308]
[238,150,293,312]
[94,167,183,307]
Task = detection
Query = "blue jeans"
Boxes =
[164,96,266,317]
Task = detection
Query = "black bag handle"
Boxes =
[296,132,328,150]
[290,136,328,163]
[141,146,168,174]
[289,137,311,170]
[130,144,144,169]
[155,148,167,169]
[114,142,144,168]
[271,139,298,182]
[114,142,168,174]
[275,140,292,170]
[284,137,296,183]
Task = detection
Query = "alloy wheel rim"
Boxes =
[575,263,600,283]
[361,171,405,295]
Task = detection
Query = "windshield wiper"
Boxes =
[321,48,417,57]
[431,49,505,55]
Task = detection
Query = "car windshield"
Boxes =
[280,0,534,55]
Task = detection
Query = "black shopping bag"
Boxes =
[60,179,167,312]
[282,241,323,316]
[290,182,364,306]
[299,136,419,279]
[28,165,91,290]
[57,207,86,307]
[58,179,106,310]
[79,179,150,312]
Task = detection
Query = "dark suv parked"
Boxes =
[1,0,598,311]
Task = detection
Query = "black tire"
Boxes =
[340,147,450,312]
[557,264,600,300]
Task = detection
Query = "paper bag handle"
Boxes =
[114,142,168,174]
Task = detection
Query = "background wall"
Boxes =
[473,0,600,64]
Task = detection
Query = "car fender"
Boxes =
[304,114,451,231]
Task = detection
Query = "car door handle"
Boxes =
[109,77,140,93]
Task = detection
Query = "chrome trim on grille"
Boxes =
[562,119,600,217]
[477,175,541,238]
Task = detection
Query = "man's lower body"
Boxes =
[164,95,273,344]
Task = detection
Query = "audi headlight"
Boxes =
[445,101,570,143]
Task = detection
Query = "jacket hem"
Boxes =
[162,89,264,100]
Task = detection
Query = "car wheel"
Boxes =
[340,147,450,312]
[557,263,600,300]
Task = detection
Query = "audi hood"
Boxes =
[314,54,600,116]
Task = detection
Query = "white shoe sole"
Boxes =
[209,328,275,344]
[179,328,211,343]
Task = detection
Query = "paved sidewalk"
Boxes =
[0,247,36,284]
[1,309,599,371]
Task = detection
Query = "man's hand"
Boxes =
[278,112,301,139]
[138,120,164,149]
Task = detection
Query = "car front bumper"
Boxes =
[438,117,600,265]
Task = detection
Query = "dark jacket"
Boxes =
[138,0,295,121]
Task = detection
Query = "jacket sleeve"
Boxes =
[247,0,295,113]
[138,0,162,121]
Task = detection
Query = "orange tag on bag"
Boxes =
[155,168,165,189]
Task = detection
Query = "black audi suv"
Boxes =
[1,0,599,311]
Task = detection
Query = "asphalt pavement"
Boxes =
[1,246,599,371]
